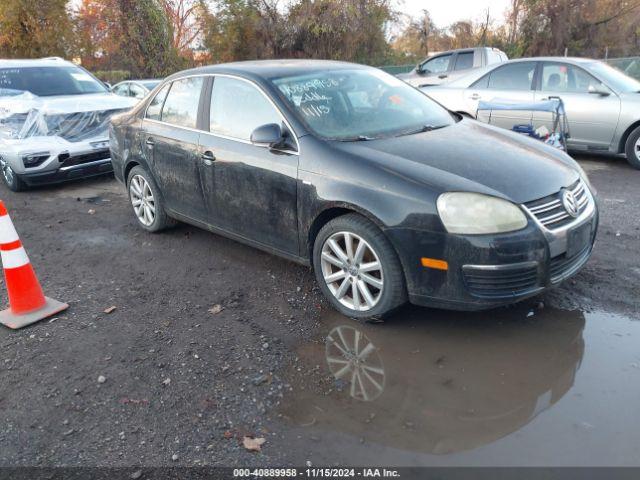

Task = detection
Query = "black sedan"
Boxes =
[108,60,598,318]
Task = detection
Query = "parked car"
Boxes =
[397,47,508,88]
[109,60,598,318]
[423,57,640,169]
[111,79,162,99]
[0,57,137,191]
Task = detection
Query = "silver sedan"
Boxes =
[423,57,640,169]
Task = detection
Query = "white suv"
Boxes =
[0,57,137,191]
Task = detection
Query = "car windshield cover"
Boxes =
[272,69,455,140]
[586,62,640,93]
[0,66,107,97]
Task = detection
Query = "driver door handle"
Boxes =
[438,74,448,79]
[201,151,216,166]
[470,93,481,100]
[145,138,155,148]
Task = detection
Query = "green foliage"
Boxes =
[0,0,74,58]
[201,0,263,63]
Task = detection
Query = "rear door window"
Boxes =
[160,77,204,129]
[482,62,537,91]
[454,52,474,71]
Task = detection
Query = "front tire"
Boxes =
[0,159,27,192]
[624,125,640,169]
[127,166,174,232]
[313,213,407,319]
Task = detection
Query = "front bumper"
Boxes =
[1,135,113,186]
[21,155,113,186]
[387,195,599,311]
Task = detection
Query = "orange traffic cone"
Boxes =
[0,201,68,329]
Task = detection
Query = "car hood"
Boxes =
[0,92,137,142]
[333,120,580,204]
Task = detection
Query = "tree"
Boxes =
[161,0,206,56]
[515,0,640,57]
[200,0,266,62]
[287,0,394,64]
[0,0,74,58]
[76,0,185,77]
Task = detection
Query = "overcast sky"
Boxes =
[397,0,512,27]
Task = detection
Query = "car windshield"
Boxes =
[271,69,455,140]
[0,66,107,97]
[585,61,640,93]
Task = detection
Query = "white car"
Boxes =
[111,79,162,100]
[0,57,137,191]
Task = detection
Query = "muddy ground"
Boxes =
[0,154,638,469]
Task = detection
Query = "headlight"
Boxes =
[574,164,596,195]
[437,192,528,234]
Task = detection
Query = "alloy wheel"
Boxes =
[320,231,384,312]
[129,174,156,226]
[0,157,14,185]
[325,325,385,402]
[635,137,640,161]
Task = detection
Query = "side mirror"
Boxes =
[250,123,283,147]
[104,81,112,90]
[588,84,610,96]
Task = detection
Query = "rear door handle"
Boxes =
[201,151,216,166]
[438,74,448,79]
[470,93,481,100]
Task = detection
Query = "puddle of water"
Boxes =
[281,304,640,466]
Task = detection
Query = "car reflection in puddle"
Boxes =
[281,305,585,455]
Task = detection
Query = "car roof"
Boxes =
[167,59,372,82]
[440,56,604,88]
[0,57,76,68]
[504,56,598,64]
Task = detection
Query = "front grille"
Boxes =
[524,179,590,230]
[58,149,110,169]
[462,262,540,298]
[549,244,592,283]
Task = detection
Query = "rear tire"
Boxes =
[127,166,175,232]
[312,213,407,319]
[624,125,640,170]
[0,160,27,192]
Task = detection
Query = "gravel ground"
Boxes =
[0,154,638,467]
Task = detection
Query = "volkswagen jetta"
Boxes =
[109,60,598,318]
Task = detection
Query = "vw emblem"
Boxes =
[562,189,579,217]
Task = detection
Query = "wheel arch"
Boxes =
[618,120,640,154]
[124,160,140,184]
[306,204,386,261]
